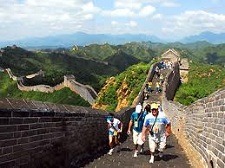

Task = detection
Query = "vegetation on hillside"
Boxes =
[95,62,150,111]
[0,46,121,91]
[2,41,225,107]
[70,42,158,62]
[0,72,90,107]
[175,62,225,105]
[104,50,140,71]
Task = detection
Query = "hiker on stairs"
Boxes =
[141,103,171,164]
[106,113,123,155]
[127,103,147,157]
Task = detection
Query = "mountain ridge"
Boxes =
[0,32,162,48]
[1,31,225,49]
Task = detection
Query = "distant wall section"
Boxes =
[5,68,97,105]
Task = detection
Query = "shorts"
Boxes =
[132,130,142,145]
[148,135,166,152]
[109,130,115,136]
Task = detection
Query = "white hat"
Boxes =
[135,103,142,113]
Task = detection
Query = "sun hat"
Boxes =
[151,103,158,110]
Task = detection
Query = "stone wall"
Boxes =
[164,62,181,100]
[132,63,158,106]
[0,98,134,168]
[64,76,97,105]
[5,68,98,105]
[162,63,225,168]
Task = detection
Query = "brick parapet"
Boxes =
[162,64,225,168]
[0,98,133,167]
[132,63,157,106]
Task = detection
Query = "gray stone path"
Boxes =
[83,134,191,168]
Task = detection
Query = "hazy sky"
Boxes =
[0,0,225,41]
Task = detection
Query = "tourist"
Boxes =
[142,103,171,163]
[127,103,147,157]
[106,113,123,155]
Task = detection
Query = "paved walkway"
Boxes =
[82,67,191,168]
[83,134,191,168]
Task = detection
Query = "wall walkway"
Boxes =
[0,59,224,168]
[4,68,97,105]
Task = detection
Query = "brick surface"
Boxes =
[82,134,191,168]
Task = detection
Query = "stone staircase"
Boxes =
[80,68,191,168]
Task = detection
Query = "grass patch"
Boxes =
[175,62,225,105]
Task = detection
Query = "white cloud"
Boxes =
[135,0,180,7]
[114,0,142,10]
[162,10,225,39]
[161,1,180,7]
[139,5,156,17]
[126,21,137,27]
[103,8,135,17]
[152,14,163,20]
[0,0,102,41]
[110,20,137,34]
[111,21,118,26]
[111,20,137,27]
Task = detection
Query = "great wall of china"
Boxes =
[0,49,224,167]
[5,68,97,105]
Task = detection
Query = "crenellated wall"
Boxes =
[1,59,225,168]
[4,68,97,105]
[132,63,158,106]
[162,63,225,168]
[0,98,134,168]
[64,76,97,105]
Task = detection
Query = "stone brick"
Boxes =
[9,118,24,125]
[0,118,10,125]
[30,123,43,129]
[217,158,225,168]
[29,135,43,142]
[23,118,38,124]
[0,110,12,117]
[0,125,17,133]
[12,111,30,117]
[0,160,16,168]
[39,117,53,122]
[21,130,37,137]
[18,124,30,131]
[0,139,17,147]
[2,146,13,154]
[0,133,14,140]
[17,137,29,144]
[14,132,21,138]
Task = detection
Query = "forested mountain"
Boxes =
[0,46,119,91]
[181,31,225,44]
[1,41,225,107]
[104,50,140,71]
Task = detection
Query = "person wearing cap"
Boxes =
[106,113,123,155]
[142,103,171,164]
[127,103,147,157]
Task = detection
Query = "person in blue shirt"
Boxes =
[142,103,171,164]
[127,103,147,157]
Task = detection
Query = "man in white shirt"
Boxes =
[142,103,171,164]
[106,113,123,155]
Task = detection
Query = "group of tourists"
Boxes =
[106,102,171,164]
[143,62,168,100]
